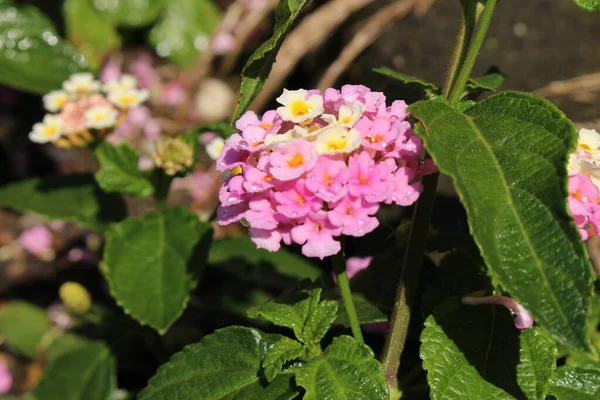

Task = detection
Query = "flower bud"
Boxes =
[152,138,194,176]
[59,281,92,314]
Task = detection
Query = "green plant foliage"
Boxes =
[92,0,165,27]
[334,293,387,327]
[33,340,117,400]
[103,207,213,332]
[262,337,305,382]
[63,0,121,71]
[572,0,600,11]
[294,335,389,400]
[466,73,504,94]
[44,333,92,361]
[232,0,313,121]
[372,66,440,98]
[0,2,88,94]
[209,235,322,281]
[0,302,52,358]
[149,0,221,67]
[248,288,338,346]
[410,92,594,351]
[421,301,557,400]
[139,326,299,400]
[0,173,127,232]
[94,142,155,199]
[548,366,600,399]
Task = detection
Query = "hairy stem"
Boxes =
[332,250,364,343]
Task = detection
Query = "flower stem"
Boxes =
[332,250,364,343]
[154,172,173,211]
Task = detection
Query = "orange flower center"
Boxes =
[571,190,583,201]
[287,153,304,168]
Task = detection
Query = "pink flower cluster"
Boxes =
[568,173,600,240]
[216,85,435,259]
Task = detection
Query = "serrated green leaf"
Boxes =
[0,3,89,94]
[139,326,299,400]
[334,293,387,327]
[548,366,600,399]
[209,235,322,281]
[421,301,556,400]
[466,73,504,94]
[572,0,600,11]
[410,92,594,351]
[44,333,92,362]
[92,0,165,27]
[63,0,121,70]
[263,337,304,382]
[0,173,127,232]
[518,327,557,400]
[373,66,440,97]
[94,142,155,199]
[0,302,52,358]
[149,0,220,67]
[103,207,213,332]
[232,0,313,121]
[294,335,388,400]
[33,340,116,400]
[248,288,337,345]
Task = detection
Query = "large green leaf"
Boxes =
[572,0,600,11]
[209,235,322,281]
[63,0,121,70]
[0,302,52,358]
[294,335,389,400]
[94,142,155,199]
[139,326,299,400]
[0,2,88,93]
[33,340,116,400]
[103,207,213,332]
[421,301,557,400]
[0,173,126,232]
[262,337,304,382]
[548,366,600,399]
[410,92,594,351]
[232,0,313,121]
[148,0,220,67]
[92,0,165,27]
[372,66,440,98]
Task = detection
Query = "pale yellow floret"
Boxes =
[108,88,150,109]
[315,126,361,155]
[336,103,364,127]
[63,73,101,98]
[29,114,64,143]
[276,89,324,123]
[43,90,69,112]
[206,137,225,160]
[264,130,294,147]
[103,74,138,93]
[84,105,119,129]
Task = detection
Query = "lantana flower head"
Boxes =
[216,86,435,259]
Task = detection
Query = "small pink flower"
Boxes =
[131,53,158,89]
[216,134,251,171]
[245,196,280,230]
[463,296,534,331]
[346,256,373,279]
[143,119,162,139]
[217,202,248,225]
[213,31,236,55]
[100,58,122,84]
[18,225,53,256]
[243,167,275,193]
[60,102,86,134]
[219,175,247,206]
[273,180,322,219]
[291,212,342,259]
[162,80,186,106]
[385,167,422,206]
[0,362,12,394]
[328,196,379,237]
[361,117,398,151]
[568,173,600,240]
[305,157,349,203]
[268,139,317,181]
[249,228,283,252]
[347,151,389,202]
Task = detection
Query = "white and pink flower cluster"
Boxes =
[567,128,600,240]
[216,85,435,259]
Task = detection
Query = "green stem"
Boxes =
[442,17,468,98]
[154,172,173,210]
[449,0,497,104]
[332,250,364,343]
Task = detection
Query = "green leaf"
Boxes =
[518,327,557,400]
[334,293,387,327]
[572,0,600,11]
[63,0,121,70]
[33,340,117,400]
[0,2,88,94]
[232,0,313,121]
[294,335,388,400]
[148,0,220,67]
[103,207,213,332]
[94,142,155,199]
[421,300,556,400]
[548,366,600,399]
[248,288,338,346]
[44,333,92,361]
[0,301,52,358]
[466,73,504,94]
[373,66,440,97]
[263,337,304,382]
[139,326,299,400]
[92,0,165,27]
[209,235,322,281]
[410,92,594,351]
[0,173,127,232]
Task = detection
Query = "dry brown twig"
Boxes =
[534,71,600,101]
[318,0,436,91]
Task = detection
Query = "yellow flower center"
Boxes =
[339,116,353,125]
[118,95,136,105]
[326,137,348,152]
[290,100,309,117]
[259,122,273,130]
[92,113,105,122]
[579,143,592,151]
[42,126,58,137]
[287,153,304,168]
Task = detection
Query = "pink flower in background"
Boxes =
[100,58,122,84]
[18,225,53,257]
[162,81,187,106]
[215,86,434,258]
[213,31,236,55]
[345,256,373,279]
[463,296,534,331]
[243,0,269,9]
[130,53,158,89]
[0,362,12,394]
